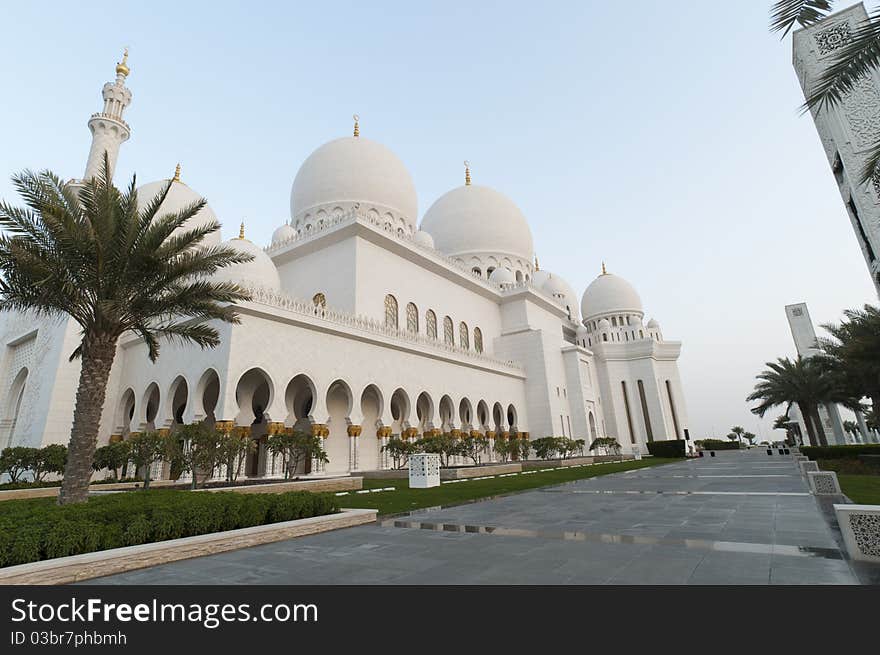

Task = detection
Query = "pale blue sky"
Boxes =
[1,1,876,440]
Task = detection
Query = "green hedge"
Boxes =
[0,489,339,568]
[697,439,740,451]
[800,444,880,460]
[645,440,685,458]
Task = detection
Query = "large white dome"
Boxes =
[213,231,281,292]
[581,271,643,320]
[137,177,222,247]
[420,185,534,265]
[290,136,418,232]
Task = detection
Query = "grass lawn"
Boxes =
[838,474,880,505]
[341,458,677,516]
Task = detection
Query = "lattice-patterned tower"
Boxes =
[793,3,880,297]
[82,49,133,181]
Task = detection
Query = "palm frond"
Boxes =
[770,0,834,37]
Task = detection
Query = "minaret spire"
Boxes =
[353,114,360,138]
[83,48,133,181]
[464,160,471,186]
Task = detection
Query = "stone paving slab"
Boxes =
[87,451,866,585]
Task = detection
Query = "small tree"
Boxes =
[0,446,34,483]
[382,437,416,469]
[459,435,489,465]
[92,441,131,479]
[492,437,512,463]
[743,431,757,446]
[127,431,168,490]
[414,434,462,467]
[267,430,327,479]
[219,433,255,483]
[589,437,621,456]
[31,444,68,483]
[531,437,561,460]
[165,423,224,489]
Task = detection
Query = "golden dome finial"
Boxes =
[534,254,540,271]
[172,163,181,183]
[239,221,245,240]
[116,47,130,77]
[353,114,359,138]
[601,261,607,275]
[464,160,471,186]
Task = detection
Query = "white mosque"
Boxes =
[0,52,691,479]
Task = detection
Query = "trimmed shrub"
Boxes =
[696,439,740,451]
[801,444,880,460]
[645,440,685,458]
[0,489,339,568]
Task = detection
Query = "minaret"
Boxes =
[82,48,133,181]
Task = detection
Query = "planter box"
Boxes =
[798,460,819,475]
[196,477,361,494]
[440,463,521,479]
[807,470,842,495]
[359,469,409,479]
[833,504,880,563]
[0,508,377,585]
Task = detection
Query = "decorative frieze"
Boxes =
[814,21,853,55]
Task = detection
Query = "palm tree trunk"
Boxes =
[59,335,118,505]
[810,406,828,447]
[796,403,817,446]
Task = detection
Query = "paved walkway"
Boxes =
[89,450,862,585]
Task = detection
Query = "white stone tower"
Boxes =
[784,302,849,444]
[793,3,880,297]
[82,49,132,181]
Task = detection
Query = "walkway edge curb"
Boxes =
[0,508,378,585]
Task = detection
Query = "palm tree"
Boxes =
[770,2,880,183]
[0,156,252,504]
[819,305,880,416]
[730,425,746,445]
[747,356,840,446]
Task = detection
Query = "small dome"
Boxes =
[531,269,551,288]
[598,318,611,330]
[576,324,588,338]
[489,267,516,286]
[420,185,534,263]
[581,271,643,320]
[540,273,580,321]
[647,318,659,328]
[271,224,296,245]
[137,178,222,247]
[290,136,418,231]
[213,232,281,291]
[413,230,435,249]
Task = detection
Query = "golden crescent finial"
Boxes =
[534,255,539,271]
[239,221,245,240]
[116,47,130,77]
[464,160,471,186]
[353,114,359,138]
[172,163,181,183]
[601,261,607,275]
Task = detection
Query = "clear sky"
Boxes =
[1,1,876,441]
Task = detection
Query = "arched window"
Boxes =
[487,266,496,276]
[444,316,454,345]
[474,327,483,353]
[611,317,618,327]
[460,322,470,349]
[426,310,438,339]
[472,267,482,277]
[385,295,398,330]
[406,302,419,333]
[312,292,326,309]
